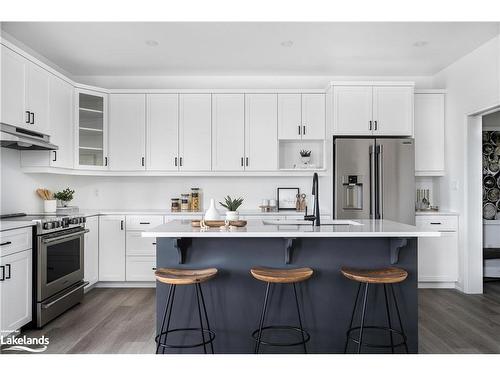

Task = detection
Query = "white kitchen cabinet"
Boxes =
[147,94,179,171]
[414,92,445,176]
[245,94,278,170]
[416,215,458,284]
[278,93,325,140]
[109,94,146,171]
[98,215,126,281]
[301,94,326,140]
[278,94,302,140]
[179,94,212,171]
[212,94,245,171]
[126,257,156,282]
[332,84,413,136]
[0,45,49,134]
[84,216,99,287]
[0,249,32,334]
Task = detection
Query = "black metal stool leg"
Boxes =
[357,283,369,354]
[197,283,215,354]
[195,283,207,354]
[383,284,395,353]
[344,282,361,353]
[254,282,271,354]
[390,284,409,354]
[156,284,173,354]
[292,283,307,354]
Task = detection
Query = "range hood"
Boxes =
[0,123,58,151]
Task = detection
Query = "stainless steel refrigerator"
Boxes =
[333,137,415,225]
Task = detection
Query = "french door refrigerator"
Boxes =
[333,137,415,225]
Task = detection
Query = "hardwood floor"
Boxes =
[4,283,500,354]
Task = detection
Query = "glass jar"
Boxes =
[190,188,200,212]
[171,198,180,212]
[180,194,190,211]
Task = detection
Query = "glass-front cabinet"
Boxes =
[75,88,108,168]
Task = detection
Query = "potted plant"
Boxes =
[54,188,75,207]
[219,196,244,221]
[300,150,312,166]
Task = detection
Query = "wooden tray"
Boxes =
[191,220,247,228]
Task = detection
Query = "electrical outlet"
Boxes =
[94,189,99,197]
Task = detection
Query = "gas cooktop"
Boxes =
[0,213,87,234]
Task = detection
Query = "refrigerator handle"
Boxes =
[369,145,375,219]
[376,144,384,219]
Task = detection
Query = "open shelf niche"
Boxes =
[278,140,325,170]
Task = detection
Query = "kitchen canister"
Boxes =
[44,199,57,213]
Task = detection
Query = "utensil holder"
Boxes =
[44,199,57,213]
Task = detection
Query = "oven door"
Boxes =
[37,228,88,301]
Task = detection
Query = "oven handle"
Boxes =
[42,229,89,244]
[41,281,89,309]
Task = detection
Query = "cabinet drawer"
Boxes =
[0,227,32,257]
[416,215,458,232]
[126,215,163,230]
[126,256,156,282]
[126,232,157,256]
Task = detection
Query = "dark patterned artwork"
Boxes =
[483,131,500,219]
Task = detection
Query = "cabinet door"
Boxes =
[179,94,212,171]
[147,94,179,171]
[212,94,245,171]
[126,256,156,282]
[333,86,373,135]
[372,86,413,136]
[418,232,458,282]
[414,93,445,176]
[49,76,74,168]
[25,61,50,134]
[98,215,125,281]
[245,94,278,171]
[84,216,99,287]
[109,94,146,171]
[278,94,302,140]
[301,94,325,140]
[0,249,32,334]
[1,46,26,128]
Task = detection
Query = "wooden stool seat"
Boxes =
[155,268,218,285]
[341,266,408,284]
[250,267,313,284]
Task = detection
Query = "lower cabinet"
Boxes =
[416,215,459,284]
[84,216,99,287]
[0,248,32,334]
[126,256,156,282]
[98,215,126,281]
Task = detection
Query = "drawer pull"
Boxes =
[139,222,151,225]
[152,242,157,245]
[152,267,157,270]
[0,241,12,246]
[5,264,11,279]
[0,266,4,281]
[430,222,442,225]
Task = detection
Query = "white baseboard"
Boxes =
[94,281,156,288]
[418,282,458,289]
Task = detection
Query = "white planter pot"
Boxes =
[225,211,239,221]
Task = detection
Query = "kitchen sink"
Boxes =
[262,219,363,226]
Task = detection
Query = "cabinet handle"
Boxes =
[174,157,178,167]
[5,264,11,280]
[303,125,306,135]
[53,151,57,162]
[141,157,145,167]
[298,125,301,135]
[30,112,35,125]
[120,220,124,230]
[139,222,150,225]
[430,222,442,225]
[25,111,30,124]
[0,241,12,246]
[246,157,249,167]
[152,243,157,245]
[369,121,372,131]
[179,157,183,167]
[241,157,244,167]
[104,157,108,167]
[152,267,157,270]
[0,266,4,281]
[374,121,378,131]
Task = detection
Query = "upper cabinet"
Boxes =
[278,93,325,140]
[332,84,414,136]
[109,94,146,171]
[76,89,108,169]
[179,94,212,171]
[1,45,49,134]
[414,91,445,176]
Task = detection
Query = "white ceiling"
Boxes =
[1,22,499,76]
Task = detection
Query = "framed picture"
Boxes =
[277,188,299,211]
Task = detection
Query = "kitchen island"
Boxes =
[143,219,439,354]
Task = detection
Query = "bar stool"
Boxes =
[155,267,217,354]
[341,266,409,354]
[250,266,313,354]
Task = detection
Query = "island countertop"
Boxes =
[143,219,440,238]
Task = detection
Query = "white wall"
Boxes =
[432,35,500,292]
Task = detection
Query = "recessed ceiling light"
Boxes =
[280,40,294,48]
[145,40,159,47]
[413,41,428,47]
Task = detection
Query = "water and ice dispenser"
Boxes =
[342,175,363,210]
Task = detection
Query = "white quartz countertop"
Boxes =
[76,209,321,216]
[415,210,459,216]
[0,221,35,232]
[142,219,441,238]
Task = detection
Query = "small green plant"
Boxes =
[300,149,311,157]
[54,188,75,202]
[219,196,244,212]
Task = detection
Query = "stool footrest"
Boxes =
[251,325,310,347]
[347,326,407,349]
[156,328,216,349]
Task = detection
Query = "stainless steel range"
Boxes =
[0,213,89,327]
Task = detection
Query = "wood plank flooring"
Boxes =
[3,283,500,354]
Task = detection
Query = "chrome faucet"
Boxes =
[304,172,320,226]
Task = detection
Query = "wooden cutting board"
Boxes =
[191,220,247,228]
